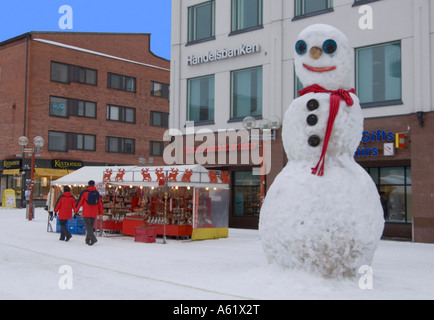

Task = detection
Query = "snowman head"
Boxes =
[294,24,353,90]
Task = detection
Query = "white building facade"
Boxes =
[170,0,434,242]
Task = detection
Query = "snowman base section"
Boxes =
[259,160,384,279]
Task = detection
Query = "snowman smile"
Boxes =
[303,64,336,72]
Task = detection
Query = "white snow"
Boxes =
[0,207,433,300]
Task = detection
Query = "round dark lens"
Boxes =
[307,114,318,126]
[323,39,337,54]
[308,135,321,147]
[295,40,307,55]
[306,99,319,111]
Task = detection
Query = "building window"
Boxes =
[231,66,262,119]
[150,141,164,157]
[48,131,96,152]
[356,41,402,107]
[187,74,215,123]
[50,96,96,118]
[106,105,135,123]
[150,111,169,128]
[353,0,380,6]
[188,0,215,44]
[233,171,261,217]
[366,167,412,223]
[294,0,333,17]
[106,137,135,154]
[151,81,170,99]
[294,74,303,98]
[231,0,263,34]
[107,72,136,92]
[50,61,97,85]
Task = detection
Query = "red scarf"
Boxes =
[298,84,356,176]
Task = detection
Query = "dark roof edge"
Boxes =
[1,31,170,62]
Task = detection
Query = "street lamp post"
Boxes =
[18,136,44,221]
[243,116,281,207]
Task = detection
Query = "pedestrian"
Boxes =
[54,186,76,242]
[75,180,103,245]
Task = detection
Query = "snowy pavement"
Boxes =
[0,208,433,300]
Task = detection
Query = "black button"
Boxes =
[307,99,319,111]
[307,114,318,126]
[308,135,321,147]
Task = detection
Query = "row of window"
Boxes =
[47,131,165,156]
[188,66,263,123]
[49,96,169,126]
[188,40,402,124]
[50,61,170,98]
[188,0,379,44]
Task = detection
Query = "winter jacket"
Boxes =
[75,186,103,218]
[54,192,76,220]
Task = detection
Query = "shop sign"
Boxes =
[355,130,395,158]
[2,159,22,169]
[187,44,260,66]
[52,159,83,170]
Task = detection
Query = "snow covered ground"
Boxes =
[0,207,433,300]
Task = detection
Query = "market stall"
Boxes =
[105,165,230,241]
[51,165,230,241]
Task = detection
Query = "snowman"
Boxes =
[259,24,384,278]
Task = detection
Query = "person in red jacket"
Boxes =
[75,180,103,245]
[54,186,76,241]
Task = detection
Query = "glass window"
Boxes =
[233,171,261,217]
[83,135,95,151]
[107,73,136,92]
[231,66,262,119]
[188,1,215,43]
[151,111,169,128]
[50,62,97,85]
[295,0,333,16]
[151,81,170,99]
[50,96,96,118]
[106,105,135,123]
[187,75,215,122]
[48,131,67,152]
[356,41,402,107]
[367,166,412,223]
[106,137,135,154]
[48,131,95,152]
[50,62,69,83]
[50,97,68,117]
[150,141,164,156]
[231,0,263,33]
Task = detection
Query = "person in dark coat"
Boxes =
[54,186,76,241]
[75,180,103,245]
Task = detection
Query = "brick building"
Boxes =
[0,32,170,207]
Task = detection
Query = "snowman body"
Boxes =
[259,24,384,278]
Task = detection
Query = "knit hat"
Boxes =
[88,180,95,186]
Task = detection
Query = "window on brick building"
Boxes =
[106,136,135,154]
[107,73,136,92]
[151,81,170,99]
[48,131,95,152]
[150,111,169,128]
[106,104,135,123]
[50,96,96,118]
[50,61,97,85]
[150,141,164,157]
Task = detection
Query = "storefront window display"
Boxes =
[233,171,261,217]
[366,166,412,223]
